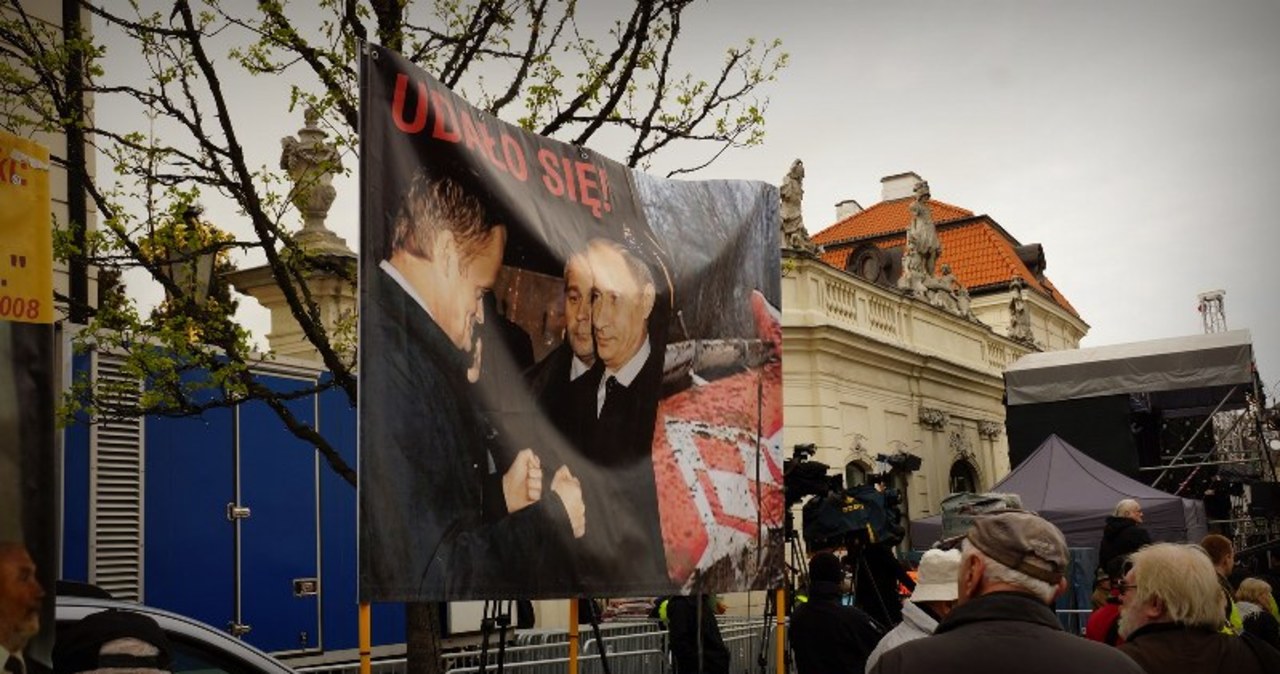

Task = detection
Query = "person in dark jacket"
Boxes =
[1117,543,1280,674]
[869,510,1144,674]
[790,552,885,674]
[666,595,729,674]
[1097,498,1151,580]
[848,538,915,627]
[360,173,586,600]
[1201,533,1244,633]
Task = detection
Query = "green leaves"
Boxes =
[6,0,786,492]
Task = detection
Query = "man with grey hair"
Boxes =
[869,510,1144,674]
[1098,498,1151,580]
[0,542,45,674]
[1118,542,1280,673]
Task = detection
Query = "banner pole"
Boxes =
[775,588,786,674]
[359,602,371,674]
[568,599,580,674]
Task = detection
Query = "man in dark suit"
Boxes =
[525,250,599,451]
[0,542,47,674]
[570,237,672,592]
[359,173,586,600]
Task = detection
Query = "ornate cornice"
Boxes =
[918,406,950,431]
[977,420,1004,440]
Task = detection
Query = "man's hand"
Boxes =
[502,448,542,513]
[551,465,586,538]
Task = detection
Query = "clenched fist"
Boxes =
[551,465,586,538]
[502,448,543,513]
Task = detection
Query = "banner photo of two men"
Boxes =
[358,44,785,602]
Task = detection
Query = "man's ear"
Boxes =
[641,282,656,318]
[1144,595,1166,621]
[1051,577,1068,602]
[958,553,983,603]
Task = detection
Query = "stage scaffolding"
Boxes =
[1004,330,1279,561]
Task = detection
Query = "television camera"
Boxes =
[783,443,912,551]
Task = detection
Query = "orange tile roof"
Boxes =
[813,197,975,245]
[821,246,852,269]
[818,216,1080,319]
[811,193,1079,318]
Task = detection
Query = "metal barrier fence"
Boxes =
[445,650,667,674]
[294,617,790,674]
[296,658,406,674]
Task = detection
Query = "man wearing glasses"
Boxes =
[1117,543,1280,673]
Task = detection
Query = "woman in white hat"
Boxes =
[864,548,962,672]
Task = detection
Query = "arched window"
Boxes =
[949,459,979,494]
[845,461,869,489]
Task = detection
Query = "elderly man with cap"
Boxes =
[53,610,173,674]
[1116,543,1280,673]
[790,552,886,674]
[869,510,1144,674]
[864,548,961,672]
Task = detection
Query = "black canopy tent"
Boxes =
[909,434,1208,547]
[1001,330,1258,477]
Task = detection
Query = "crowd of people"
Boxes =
[772,506,1280,674]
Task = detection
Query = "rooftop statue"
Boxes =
[1008,277,1035,344]
[779,159,818,255]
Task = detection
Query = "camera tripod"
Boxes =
[754,528,807,673]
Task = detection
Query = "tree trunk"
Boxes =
[406,602,444,674]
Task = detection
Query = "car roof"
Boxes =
[56,595,294,674]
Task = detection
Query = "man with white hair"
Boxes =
[1097,498,1152,580]
[1117,542,1280,673]
[869,510,1144,674]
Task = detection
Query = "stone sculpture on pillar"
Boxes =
[279,107,352,256]
[228,107,357,361]
[779,159,819,255]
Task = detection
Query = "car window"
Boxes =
[168,634,268,674]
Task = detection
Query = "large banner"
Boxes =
[358,44,783,602]
[0,131,56,667]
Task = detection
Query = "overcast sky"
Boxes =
[673,0,1280,386]
[99,0,1280,387]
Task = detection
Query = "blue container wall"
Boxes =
[319,381,405,648]
[60,354,92,582]
[145,400,236,630]
[237,373,321,653]
[63,358,405,654]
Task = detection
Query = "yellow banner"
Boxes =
[0,131,53,324]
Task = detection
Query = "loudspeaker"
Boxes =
[1248,482,1280,517]
[1006,394,1139,475]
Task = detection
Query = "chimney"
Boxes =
[835,199,863,221]
[880,171,924,201]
